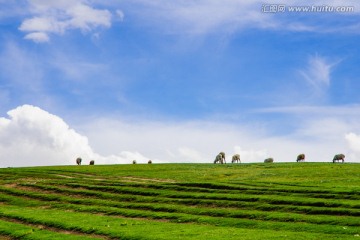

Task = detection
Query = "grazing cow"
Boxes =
[264,158,274,163]
[232,154,241,163]
[89,160,95,165]
[296,154,305,162]
[76,157,82,165]
[214,152,226,164]
[148,160,152,164]
[333,154,345,163]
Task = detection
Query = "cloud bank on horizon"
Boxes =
[1,1,360,167]
[1,104,360,168]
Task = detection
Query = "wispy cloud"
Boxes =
[254,104,360,140]
[50,52,108,82]
[255,105,360,116]
[299,54,339,97]
[18,0,113,43]
[119,0,276,35]
[24,31,49,43]
[0,41,44,93]
[0,39,114,108]
[111,0,360,36]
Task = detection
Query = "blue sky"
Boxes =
[1,0,360,167]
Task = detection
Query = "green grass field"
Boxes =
[0,162,359,239]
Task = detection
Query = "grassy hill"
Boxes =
[0,163,359,239]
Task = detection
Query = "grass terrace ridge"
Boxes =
[0,163,359,239]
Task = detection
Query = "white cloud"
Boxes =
[19,0,112,42]
[233,146,268,162]
[19,16,63,33]
[0,105,92,167]
[177,147,204,162]
[24,31,50,43]
[345,133,360,161]
[0,105,148,168]
[118,151,152,164]
[345,133,360,152]
[66,3,111,31]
